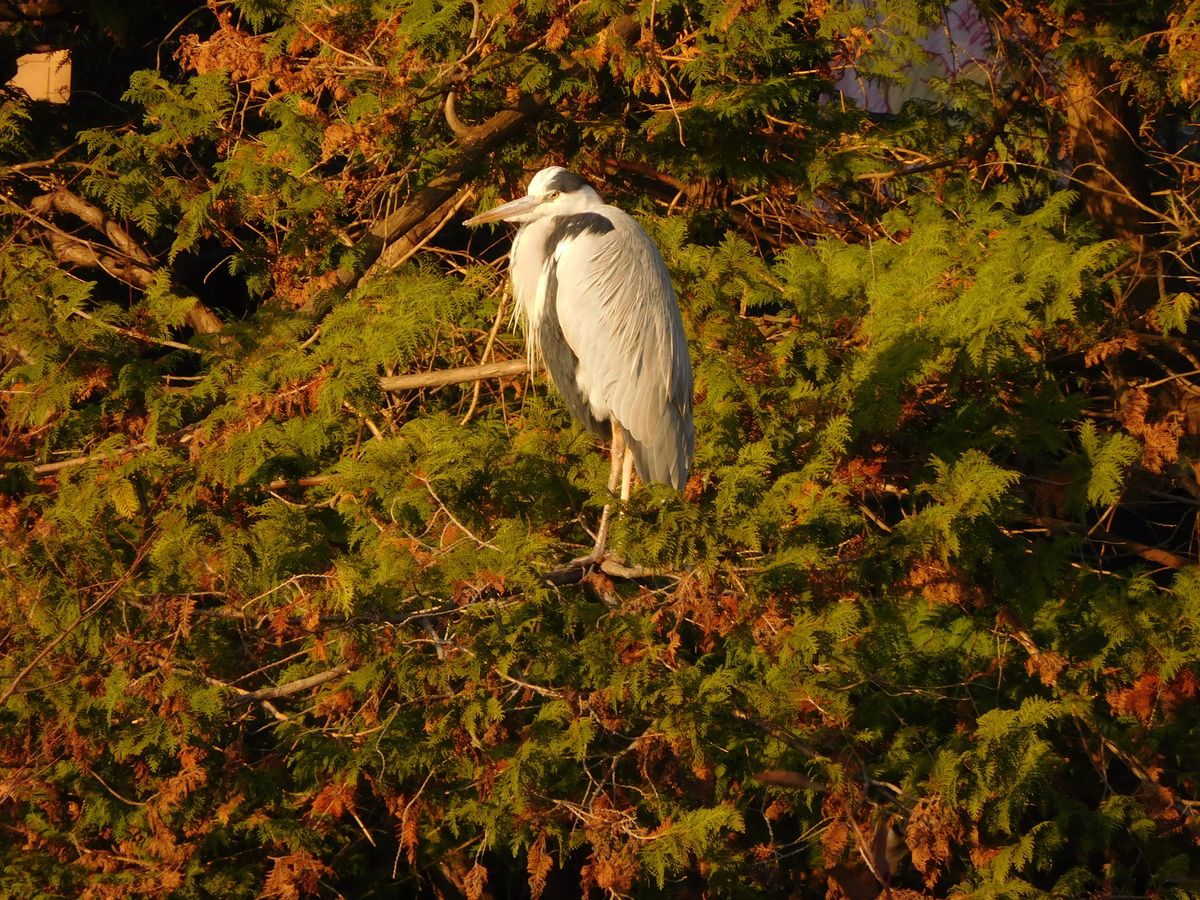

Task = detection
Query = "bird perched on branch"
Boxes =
[465,166,694,565]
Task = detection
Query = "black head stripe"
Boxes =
[544,169,590,194]
[544,212,615,259]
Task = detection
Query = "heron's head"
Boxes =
[464,166,603,226]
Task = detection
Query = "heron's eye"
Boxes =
[547,190,561,200]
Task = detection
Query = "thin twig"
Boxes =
[70,309,199,353]
[461,287,508,424]
[416,474,497,550]
[0,542,151,708]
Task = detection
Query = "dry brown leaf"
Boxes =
[905,795,962,889]
[527,832,553,900]
[464,861,489,900]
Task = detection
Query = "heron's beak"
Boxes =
[464,194,542,226]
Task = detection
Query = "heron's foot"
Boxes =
[565,550,604,569]
[541,550,616,586]
[566,543,628,566]
[545,552,669,587]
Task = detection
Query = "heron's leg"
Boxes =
[619,444,635,502]
[573,426,624,566]
[588,443,639,567]
[608,426,626,497]
[594,426,626,556]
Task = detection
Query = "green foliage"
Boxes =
[3,0,1200,897]
[1079,421,1140,508]
[0,93,31,158]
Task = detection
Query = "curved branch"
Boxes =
[26,188,224,335]
[335,94,546,298]
[31,189,153,264]
[443,90,472,138]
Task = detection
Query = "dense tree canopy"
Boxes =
[3,0,1200,896]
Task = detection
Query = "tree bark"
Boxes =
[1063,54,1154,263]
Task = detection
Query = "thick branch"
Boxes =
[334,16,641,296]
[231,666,349,703]
[335,95,546,296]
[443,90,472,138]
[379,359,530,393]
[371,186,473,274]
[43,229,156,287]
[1025,515,1191,569]
[1064,55,1154,261]
[32,189,153,264]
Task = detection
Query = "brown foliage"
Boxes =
[908,557,983,609]
[1113,386,1184,473]
[526,832,553,900]
[307,779,357,820]
[263,851,333,900]
[153,745,208,813]
[386,793,422,866]
[820,790,851,869]
[1084,332,1140,368]
[463,861,490,900]
[1108,669,1199,726]
[905,795,963,889]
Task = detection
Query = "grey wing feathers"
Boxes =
[538,262,611,437]
[551,208,694,489]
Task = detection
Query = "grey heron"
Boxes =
[465,166,694,564]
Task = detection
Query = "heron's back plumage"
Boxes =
[509,205,694,490]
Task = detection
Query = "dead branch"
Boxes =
[266,475,335,491]
[443,90,472,138]
[542,557,673,587]
[333,16,641,298]
[379,359,530,393]
[42,228,156,288]
[31,189,153,264]
[69,308,198,353]
[371,186,474,274]
[32,441,154,475]
[231,666,349,703]
[29,425,198,475]
[1025,515,1192,569]
[334,95,546,298]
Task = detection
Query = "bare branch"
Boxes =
[265,475,336,491]
[28,426,198,475]
[335,96,546,296]
[379,359,530,393]
[25,188,225,335]
[443,91,472,138]
[371,186,473,274]
[1025,515,1192,569]
[231,666,349,703]
[31,189,153,264]
[42,228,156,288]
[31,441,153,475]
[70,308,199,353]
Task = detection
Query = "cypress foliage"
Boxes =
[2,1,1200,896]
